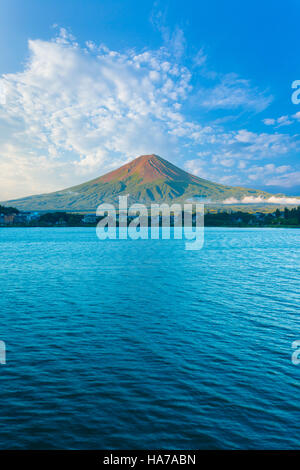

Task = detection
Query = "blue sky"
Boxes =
[0,0,299,200]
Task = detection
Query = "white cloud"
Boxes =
[263,118,275,125]
[232,130,296,157]
[150,5,186,59]
[293,111,300,120]
[198,73,273,112]
[276,115,293,127]
[246,164,291,180]
[266,171,300,188]
[184,159,208,178]
[193,48,207,67]
[223,196,300,204]
[263,114,295,127]
[222,197,239,204]
[185,151,299,191]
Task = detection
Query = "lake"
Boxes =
[0,227,299,449]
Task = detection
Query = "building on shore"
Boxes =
[0,211,40,225]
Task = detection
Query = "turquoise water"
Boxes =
[0,227,299,449]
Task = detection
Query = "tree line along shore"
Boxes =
[1,205,300,228]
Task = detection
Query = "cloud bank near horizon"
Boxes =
[222,196,300,205]
[0,27,299,200]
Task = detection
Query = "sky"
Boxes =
[0,0,299,200]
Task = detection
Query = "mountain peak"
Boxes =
[135,153,160,161]
[3,154,287,211]
[99,153,189,184]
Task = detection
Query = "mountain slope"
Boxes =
[2,154,291,211]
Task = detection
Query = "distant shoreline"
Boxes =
[1,204,300,229]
